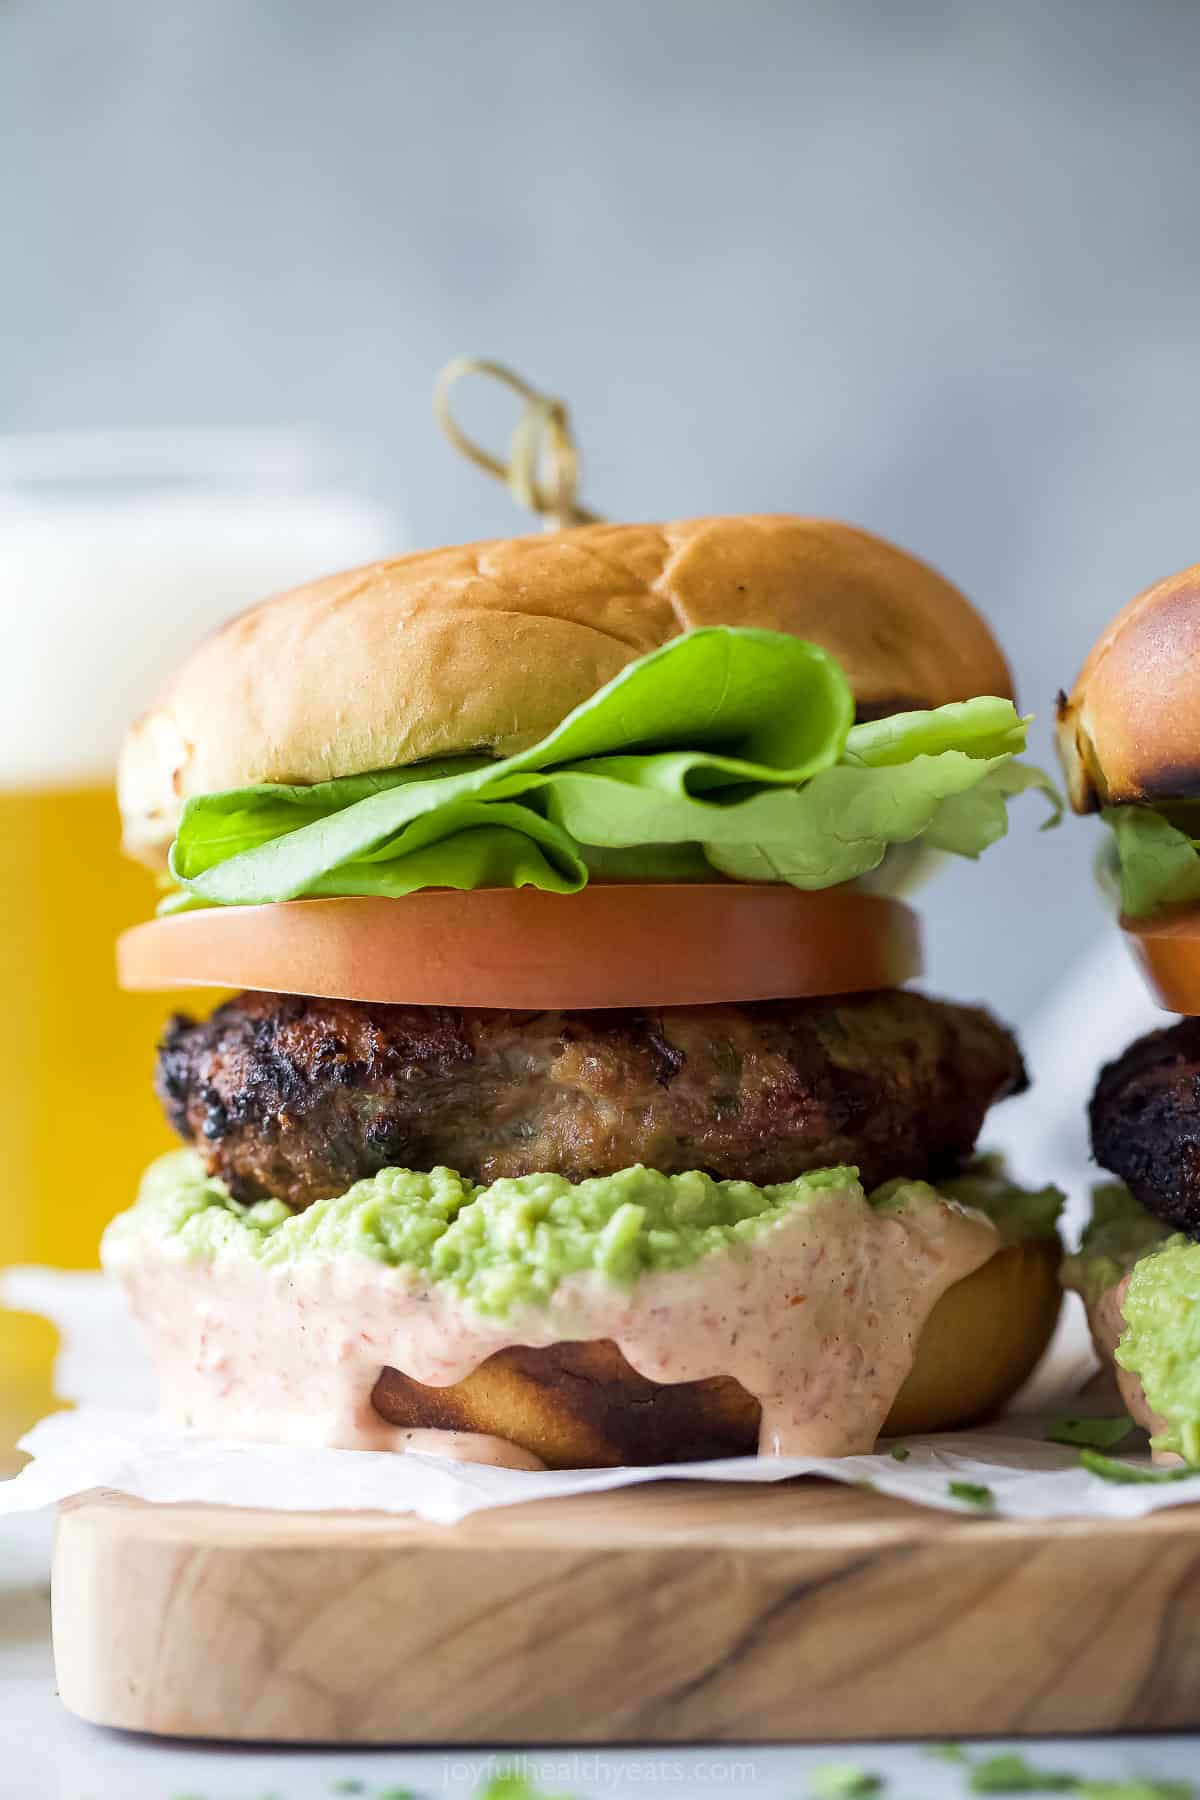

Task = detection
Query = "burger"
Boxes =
[103,514,1063,1471]
[1058,559,1200,1464]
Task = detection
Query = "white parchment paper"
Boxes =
[4,1260,1200,1527]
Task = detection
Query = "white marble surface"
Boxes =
[5,1510,1200,1800]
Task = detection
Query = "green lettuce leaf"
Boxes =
[842,695,1027,765]
[166,627,1058,909]
[1101,805,1200,917]
[934,1153,1064,1242]
[870,1157,1063,1244]
[1060,1182,1175,1309]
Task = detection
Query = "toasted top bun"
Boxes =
[1057,560,1200,813]
[120,514,1013,865]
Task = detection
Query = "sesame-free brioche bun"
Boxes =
[119,515,1013,865]
[1057,560,1200,813]
[370,1236,1062,1468]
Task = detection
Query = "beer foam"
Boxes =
[0,492,395,785]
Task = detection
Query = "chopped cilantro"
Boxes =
[949,1480,995,1509]
[480,1776,572,1800]
[1080,1450,1200,1485]
[959,1752,1193,1798]
[808,1765,884,1798]
[924,1741,968,1761]
[1047,1415,1134,1450]
[1079,1784,1193,1800]
[969,1751,1080,1791]
[889,1444,911,1462]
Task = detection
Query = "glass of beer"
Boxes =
[0,433,395,1440]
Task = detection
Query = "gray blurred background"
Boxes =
[4,0,1199,1027]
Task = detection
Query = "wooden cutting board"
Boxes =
[52,1481,1200,1744]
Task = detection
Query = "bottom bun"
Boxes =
[374,1342,758,1469]
[883,1235,1062,1436]
[1078,1273,1168,1446]
[372,1238,1063,1468]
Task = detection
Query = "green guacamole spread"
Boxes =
[1119,1238,1200,1463]
[106,1150,1061,1324]
[1062,1182,1200,1460]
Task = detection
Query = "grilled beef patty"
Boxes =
[157,989,1026,1210]
[1091,1016,1200,1237]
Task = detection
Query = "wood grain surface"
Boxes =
[52,1482,1200,1744]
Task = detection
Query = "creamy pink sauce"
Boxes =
[1084,1275,1173,1454]
[104,1186,998,1465]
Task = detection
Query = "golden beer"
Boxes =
[0,437,393,1445]
[0,782,221,1433]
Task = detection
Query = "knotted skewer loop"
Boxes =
[434,356,600,530]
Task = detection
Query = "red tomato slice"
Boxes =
[1123,907,1200,1015]
[118,886,922,1009]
